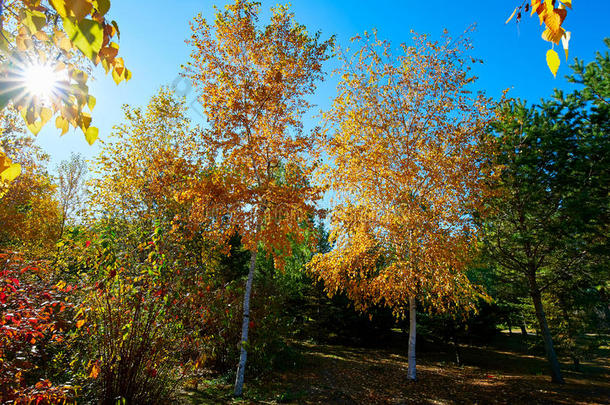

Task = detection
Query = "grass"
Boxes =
[181,332,610,404]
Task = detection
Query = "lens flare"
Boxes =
[22,63,61,101]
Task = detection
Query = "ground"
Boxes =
[183,333,610,404]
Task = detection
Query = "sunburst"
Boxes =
[21,62,64,103]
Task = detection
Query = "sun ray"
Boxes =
[21,63,63,103]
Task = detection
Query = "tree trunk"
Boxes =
[451,321,461,366]
[572,357,580,371]
[559,296,580,372]
[234,248,258,397]
[520,313,528,337]
[507,314,513,335]
[407,296,417,381]
[528,277,564,384]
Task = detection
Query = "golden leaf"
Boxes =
[505,7,519,24]
[546,48,560,77]
[85,126,99,145]
[89,362,100,378]
[561,31,571,61]
[0,162,21,183]
[542,27,564,44]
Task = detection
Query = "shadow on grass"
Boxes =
[182,335,610,404]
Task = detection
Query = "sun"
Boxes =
[22,63,62,102]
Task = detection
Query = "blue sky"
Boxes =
[34,0,610,168]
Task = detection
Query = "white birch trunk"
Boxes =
[407,296,417,381]
[233,248,258,397]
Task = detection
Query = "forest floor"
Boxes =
[183,333,610,404]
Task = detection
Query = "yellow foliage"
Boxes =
[309,30,496,317]
[89,88,203,225]
[509,1,573,76]
[0,113,62,253]
[180,0,333,265]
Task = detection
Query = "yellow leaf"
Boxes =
[87,95,96,110]
[41,107,53,124]
[49,0,69,18]
[560,0,572,9]
[26,120,44,136]
[56,116,70,135]
[112,66,124,84]
[0,162,21,182]
[85,126,99,145]
[546,48,560,77]
[66,0,93,22]
[561,31,571,61]
[542,26,564,44]
[531,0,541,16]
[505,7,518,24]
[76,319,85,328]
[80,112,92,130]
[89,362,100,378]
[0,151,10,172]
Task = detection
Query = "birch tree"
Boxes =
[181,0,332,396]
[309,30,496,381]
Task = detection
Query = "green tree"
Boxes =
[480,40,610,383]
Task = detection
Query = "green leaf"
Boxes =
[111,20,121,40]
[63,18,104,61]
[85,126,99,145]
[21,10,47,34]
[95,0,111,16]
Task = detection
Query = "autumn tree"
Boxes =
[308,30,496,381]
[90,87,202,228]
[56,152,87,238]
[181,0,332,395]
[0,109,61,254]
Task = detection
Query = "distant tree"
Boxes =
[90,87,202,227]
[56,153,87,238]
[480,40,610,383]
[0,111,61,254]
[0,109,23,197]
[309,30,496,381]
[182,0,332,395]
